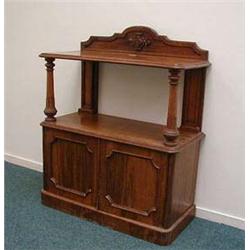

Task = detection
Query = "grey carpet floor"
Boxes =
[5,161,245,250]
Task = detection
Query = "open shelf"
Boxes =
[39,50,210,69]
[40,26,210,70]
[41,112,204,153]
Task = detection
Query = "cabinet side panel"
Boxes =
[166,141,201,227]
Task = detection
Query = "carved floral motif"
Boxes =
[127,32,151,51]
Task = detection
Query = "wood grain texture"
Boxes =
[42,124,203,245]
[40,26,209,245]
[39,50,210,70]
[79,61,99,113]
[39,26,210,70]
[41,112,204,153]
[41,189,195,245]
[163,69,181,145]
[165,141,201,228]
[98,141,168,226]
[43,128,99,207]
[181,68,207,131]
[44,58,57,121]
[81,26,208,60]
[50,138,93,198]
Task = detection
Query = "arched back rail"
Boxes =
[81,26,208,61]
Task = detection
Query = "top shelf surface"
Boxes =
[39,50,210,69]
[39,26,210,70]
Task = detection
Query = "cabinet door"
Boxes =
[99,140,168,226]
[43,128,98,207]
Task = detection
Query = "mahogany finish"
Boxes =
[79,61,99,113]
[39,51,210,70]
[163,69,181,146]
[40,26,210,245]
[40,26,210,70]
[44,58,57,121]
[41,112,204,153]
[181,68,207,131]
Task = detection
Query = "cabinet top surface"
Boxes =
[39,26,210,69]
[41,112,204,153]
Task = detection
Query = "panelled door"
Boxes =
[98,140,168,226]
[43,128,98,207]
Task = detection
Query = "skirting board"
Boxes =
[196,206,244,230]
[5,153,43,172]
[4,152,245,230]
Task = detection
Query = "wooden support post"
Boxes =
[78,61,99,114]
[44,58,57,121]
[180,68,207,132]
[163,69,181,145]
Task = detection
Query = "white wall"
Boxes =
[4,1,244,229]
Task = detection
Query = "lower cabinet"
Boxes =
[42,127,200,244]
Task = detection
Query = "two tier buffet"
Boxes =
[40,26,210,245]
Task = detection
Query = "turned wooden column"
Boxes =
[44,58,57,121]
[163,69,181,145]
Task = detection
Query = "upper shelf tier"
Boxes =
[39,26,210,69]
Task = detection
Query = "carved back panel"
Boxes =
[81,26,208,60]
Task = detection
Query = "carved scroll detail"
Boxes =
[105,149,160,170]
[50,177,92,198]
[105,195,156,217]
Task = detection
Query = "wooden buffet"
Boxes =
[39,26,210,245]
